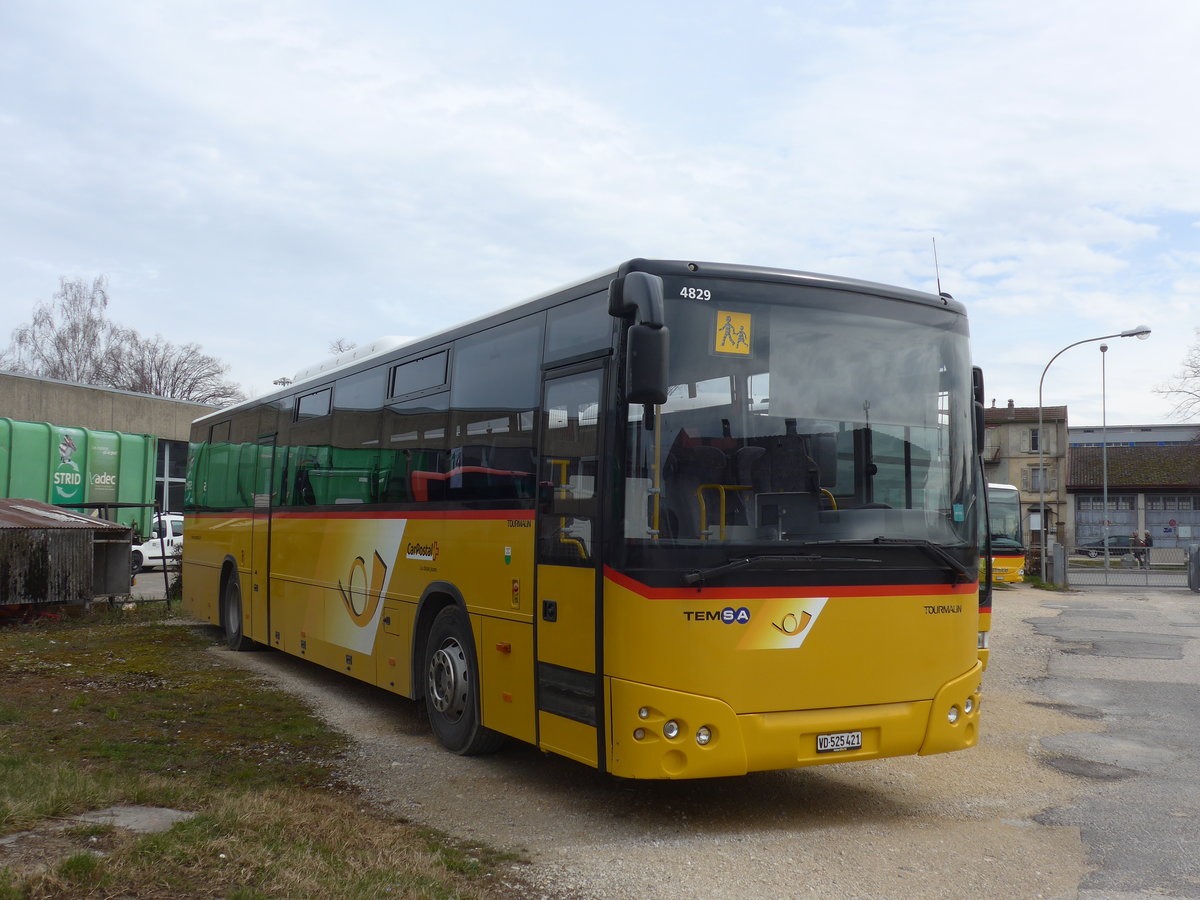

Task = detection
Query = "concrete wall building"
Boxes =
[1067,424,1200,550]
[1070,423,1199,448]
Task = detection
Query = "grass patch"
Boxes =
[0,605,527,898]
[1024,574,1070,591]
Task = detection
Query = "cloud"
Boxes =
[1,0,1198,422]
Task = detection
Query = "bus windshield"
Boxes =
[622,278,976,560]
[986,484,1024,551]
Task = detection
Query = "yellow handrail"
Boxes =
[696,484,752,540]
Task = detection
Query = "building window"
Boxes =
[1023,466,1057,491]
[1151,495,1195,511]
[1077,494,1133,511]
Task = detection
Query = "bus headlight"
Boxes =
[695,726,712,746]
[948,706,960,724]
[663,720,680,739]
[964,697,974,714]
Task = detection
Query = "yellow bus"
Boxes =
[985,483,1025,583]
[182,259,990,779]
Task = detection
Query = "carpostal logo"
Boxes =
[405,541,440,562]
[684,606,751,625]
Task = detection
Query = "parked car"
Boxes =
[131,514,184,573]
[1074,535,1133,558]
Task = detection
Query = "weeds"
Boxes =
[0,605,525,898]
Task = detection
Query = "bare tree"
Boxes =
[1,276,129,384]
[328,338,357,355]
[1156,328,1200,422]
[3,275,245,406]
[113,334,245,407]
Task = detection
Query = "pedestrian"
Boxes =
[1143,531,1153,567]
[1132,532,1147,568]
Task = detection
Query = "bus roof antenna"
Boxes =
[932,237,942,296]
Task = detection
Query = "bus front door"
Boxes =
[536,366,604,769]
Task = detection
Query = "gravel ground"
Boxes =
[208,585,1092,899]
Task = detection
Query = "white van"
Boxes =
[132,514,184,573]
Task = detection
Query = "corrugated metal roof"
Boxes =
[1068,445,1200,490]
[0,498,128,532]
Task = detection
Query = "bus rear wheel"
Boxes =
[222,573,253,651]
[423,605,504,755]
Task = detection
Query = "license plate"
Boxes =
[816,730,862,753]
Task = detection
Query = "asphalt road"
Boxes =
[1022,585,1200,898]
[127,567,175,602]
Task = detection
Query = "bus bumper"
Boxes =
[606,664,983,779]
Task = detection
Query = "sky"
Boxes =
[2,0,1198,426]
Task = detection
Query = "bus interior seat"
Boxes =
[734,445,766,486]
[662,443,728,538]
[755,431,837,495]
[809,432,838,485]
[732,445,767,523]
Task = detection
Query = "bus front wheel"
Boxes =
[423,605,504,755]
[222,573,254,651]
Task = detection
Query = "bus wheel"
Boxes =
[222,573,253,651]
[423,605,504,755]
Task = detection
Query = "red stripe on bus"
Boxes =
[186,509,535,522]
[603,566,977,600]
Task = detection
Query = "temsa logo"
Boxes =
[683,606,751,624]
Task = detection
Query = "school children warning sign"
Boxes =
[714,310,752,355]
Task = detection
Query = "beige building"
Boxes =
[1,371,220,512]
[983,400,1069,551]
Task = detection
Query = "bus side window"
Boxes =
[382,393,450,503]
[448,315,543,505]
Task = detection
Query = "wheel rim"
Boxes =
[224,582,240,637]
[428,637,469,723]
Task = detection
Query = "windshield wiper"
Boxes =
[683,553,881,587]
[869,537,973,582]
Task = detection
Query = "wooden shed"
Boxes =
[0,499,132,606]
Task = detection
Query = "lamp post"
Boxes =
[1101,344,1109,571]
[1037,325,1151,582]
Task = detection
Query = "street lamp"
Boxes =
[1037,325,1151,582]
[1101,344,1109,571]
